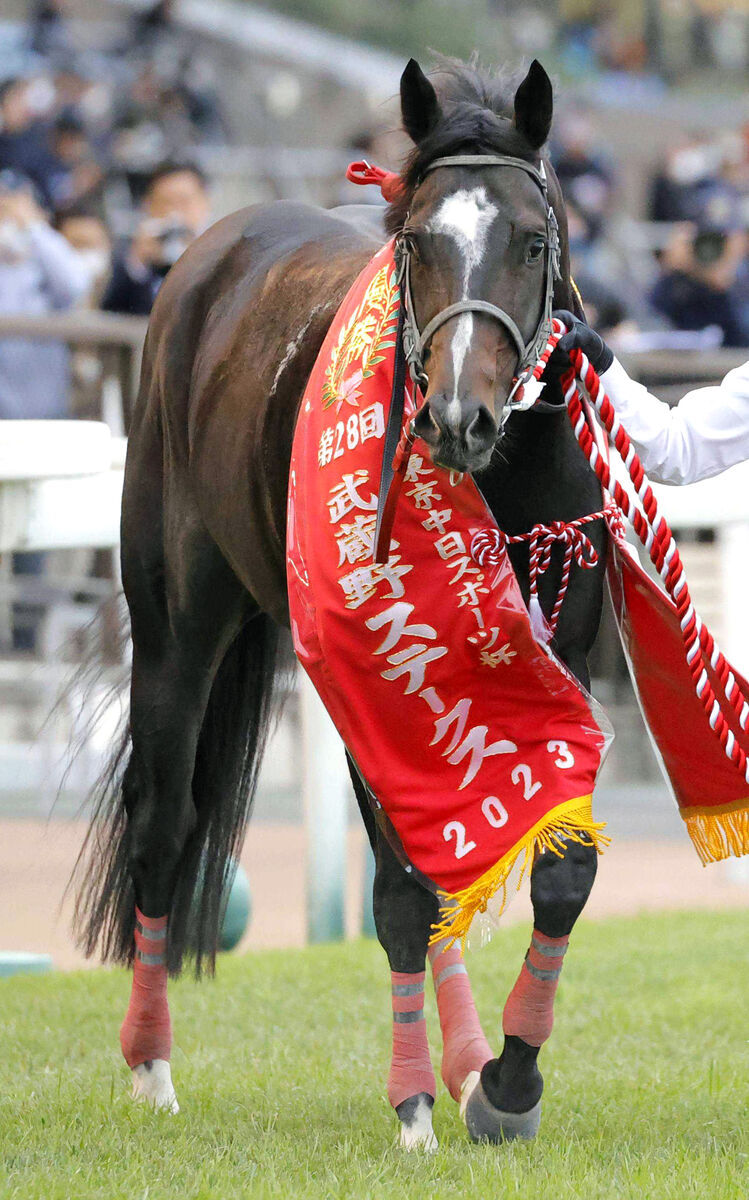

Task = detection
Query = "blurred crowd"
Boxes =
[0,0,227,652]
[0,0,748,413]
[558,2,749,82]
[550,111,749,351]
[0,0,225,425]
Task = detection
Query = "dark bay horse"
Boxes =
[75,58,606,1147]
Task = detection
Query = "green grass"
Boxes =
[0,910,746,1199]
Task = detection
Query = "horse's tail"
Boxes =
[172,611,288,974]
[72,609,290,976]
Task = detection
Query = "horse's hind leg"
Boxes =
[464,838,597,1143]
[120,529,251,1111]
[106,386,267,1105]
[349,763,438,1148]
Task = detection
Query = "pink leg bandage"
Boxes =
[502,929,569,1048]
[428,940,492,1100]
[387,971,436,1109]
[119,907,171,1069]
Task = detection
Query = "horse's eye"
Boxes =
[526,237,546,264]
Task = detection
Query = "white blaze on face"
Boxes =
[428,187,498,423]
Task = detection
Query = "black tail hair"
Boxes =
[72,609,289,976]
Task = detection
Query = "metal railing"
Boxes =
[0,312,147,431]
[1,308,745,420]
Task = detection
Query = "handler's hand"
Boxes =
[543,310,614,385]
[0,189,44,229]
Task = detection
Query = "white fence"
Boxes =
[0,417,363,939]
[3,354,749,929]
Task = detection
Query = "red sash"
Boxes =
[576,390,749,863]
[608,539,749,859]
[287,242,612,943]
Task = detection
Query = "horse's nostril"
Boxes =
[465,406,497,449]
[413,402,442,444]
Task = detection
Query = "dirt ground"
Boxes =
[0,818,747,971]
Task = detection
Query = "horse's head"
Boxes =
[387,58,571,474]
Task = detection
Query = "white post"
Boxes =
[300,672,349,941]
[362,838,377,938]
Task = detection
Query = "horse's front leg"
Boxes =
[463,636,601,1144]
[372,832,494,1149]
[464,836,597,1142]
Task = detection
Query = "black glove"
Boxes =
[543,310,614,384]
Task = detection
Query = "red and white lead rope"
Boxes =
[472,505,622,639]
[526,318,749,786]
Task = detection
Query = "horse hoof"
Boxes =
[396,1093,438,1152]
[131,1059,179,1114]
[458,1070,482,1119]
[464,1079,541,1144]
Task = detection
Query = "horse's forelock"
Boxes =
[385,60,545,236]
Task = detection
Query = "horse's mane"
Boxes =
[385,57,542,236]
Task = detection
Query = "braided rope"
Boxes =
[472,506,615,638]
[529,321,749,786]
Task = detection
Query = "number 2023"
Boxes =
[442,740,575,859]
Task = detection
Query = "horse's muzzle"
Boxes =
[412,396,497,473]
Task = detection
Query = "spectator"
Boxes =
[54,206,111,305]
[110,57,226,198]
[0,78,58,208]
[101,161,210,315]
[54,208,112,422]
[160,64,228,148]
[0,171,92,651]
[649,131,749,229]
[0,170,90,418]
[46,111,105,213]
[27,0,72,60]
[648,136,718,223]
[553,111,614,243]
[53,66,113,141]
[129,1,177,55]
[650,222,749,348]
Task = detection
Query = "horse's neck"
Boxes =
[478,409,593,535]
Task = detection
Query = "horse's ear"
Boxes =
[513,59,553,150]
[400,59,440,145]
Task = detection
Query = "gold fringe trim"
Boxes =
[570,276,585,311]
[682,800,749,865]
[429,794,610,949]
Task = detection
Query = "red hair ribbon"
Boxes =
[346,160,404,203]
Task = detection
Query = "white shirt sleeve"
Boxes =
[599,356,749,486]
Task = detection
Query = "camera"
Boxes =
[154,218,192,272]
[139,216,193,275]
[692,229,727,267]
